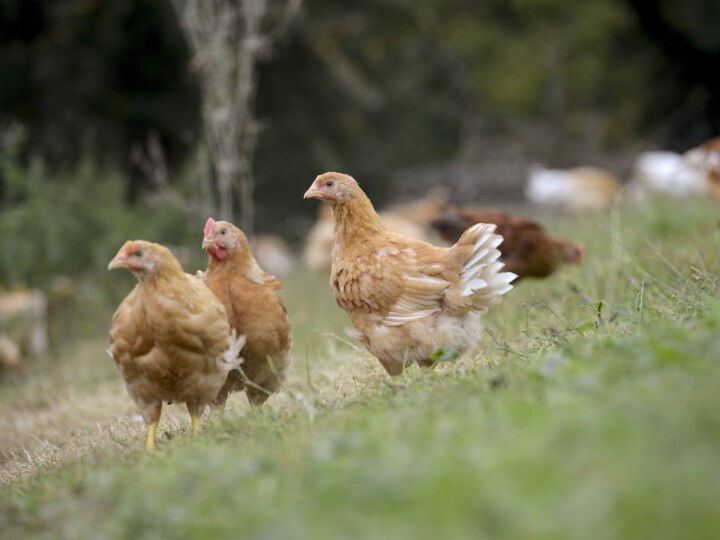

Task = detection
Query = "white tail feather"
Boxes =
[449,223,517,312]
[220,330,246,371]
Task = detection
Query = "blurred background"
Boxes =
[0,0,719,358]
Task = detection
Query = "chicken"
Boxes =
[303,204,336,271]
[108,240,244,451]
[685,137,720,203]
[202,219,293,407]
[431,207,584,281]
[0,335,22,372]
[381,187,448,228]
[251,235,298,278]
[526,166,621,211]
[303,195,439,271]
[627,151,707,201]
[0,289,48,358]
[709,168,720,203]
[304,172,517,376]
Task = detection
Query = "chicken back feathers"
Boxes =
[108,240,243,442]
[202,220,292,406]
[304,173,516,376]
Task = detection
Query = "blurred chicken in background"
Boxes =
[628,138,720,202]
[0,335,22,373]
[526,166,621,211]
[0,289,49,361]
[628,151,706,200]
[432,207,584,281]
[685,137,720,203]
[251,235,298,278]
[381,187,448,230]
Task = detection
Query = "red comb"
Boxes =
[204,218,216,238]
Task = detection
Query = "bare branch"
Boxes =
[171,0,302,234]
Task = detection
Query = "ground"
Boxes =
[1,199,719,539]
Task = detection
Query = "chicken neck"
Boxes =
[206,247,267,284]
[330,193,385,248]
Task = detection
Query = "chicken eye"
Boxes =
[220,229,226,235]
[134,250,144,258]
[326,181,334,188]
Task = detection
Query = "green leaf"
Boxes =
[430,347,460,363]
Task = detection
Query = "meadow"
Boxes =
[1,198,719,539]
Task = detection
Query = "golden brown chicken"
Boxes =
[202,219,293,407]
[108,240,244,452]
[304,173,516,376]
[432,208,584,281]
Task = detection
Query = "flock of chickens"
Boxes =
[107,137,720,452]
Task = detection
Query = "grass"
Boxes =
[1,198,720,539]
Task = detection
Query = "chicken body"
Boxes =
[305,173,516,376]
[432,208,584,281]
[526,166,621,211]
[108,240,243,451]
[202,220,292,407]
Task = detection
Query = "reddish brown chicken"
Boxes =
[304,173,516,376]
[432,208,584,281]
[108,241,244,452]
[201,219,292,407]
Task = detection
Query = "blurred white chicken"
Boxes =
[526,166,621,211]
[628,139,720,202]
[628,151,705,200]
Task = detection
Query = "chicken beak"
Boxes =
[304,185,321,200]
[202,237,215,250]
[108,253,126,271]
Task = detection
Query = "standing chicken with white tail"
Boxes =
[304,173,517,376]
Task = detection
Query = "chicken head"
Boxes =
[203,218,248,261]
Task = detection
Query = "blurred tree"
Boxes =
[0,0,718,224]
[171,0,301,234]
[0,0,200,199]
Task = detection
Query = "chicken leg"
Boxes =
[187,401,205,437]
[146,421,158,452]
[191,415,202,437]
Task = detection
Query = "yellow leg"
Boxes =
[146,421,158,453]
[191,415,202,437]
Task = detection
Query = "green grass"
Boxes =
[2,198,720,539]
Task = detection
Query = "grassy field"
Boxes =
[1,199,719,539]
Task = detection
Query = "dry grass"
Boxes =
[0,306,395,485]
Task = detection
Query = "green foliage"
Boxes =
[0,160,197,289]
[0,152,212,337]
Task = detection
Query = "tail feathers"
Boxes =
[447,223,517,313]
[220,330,246,371]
